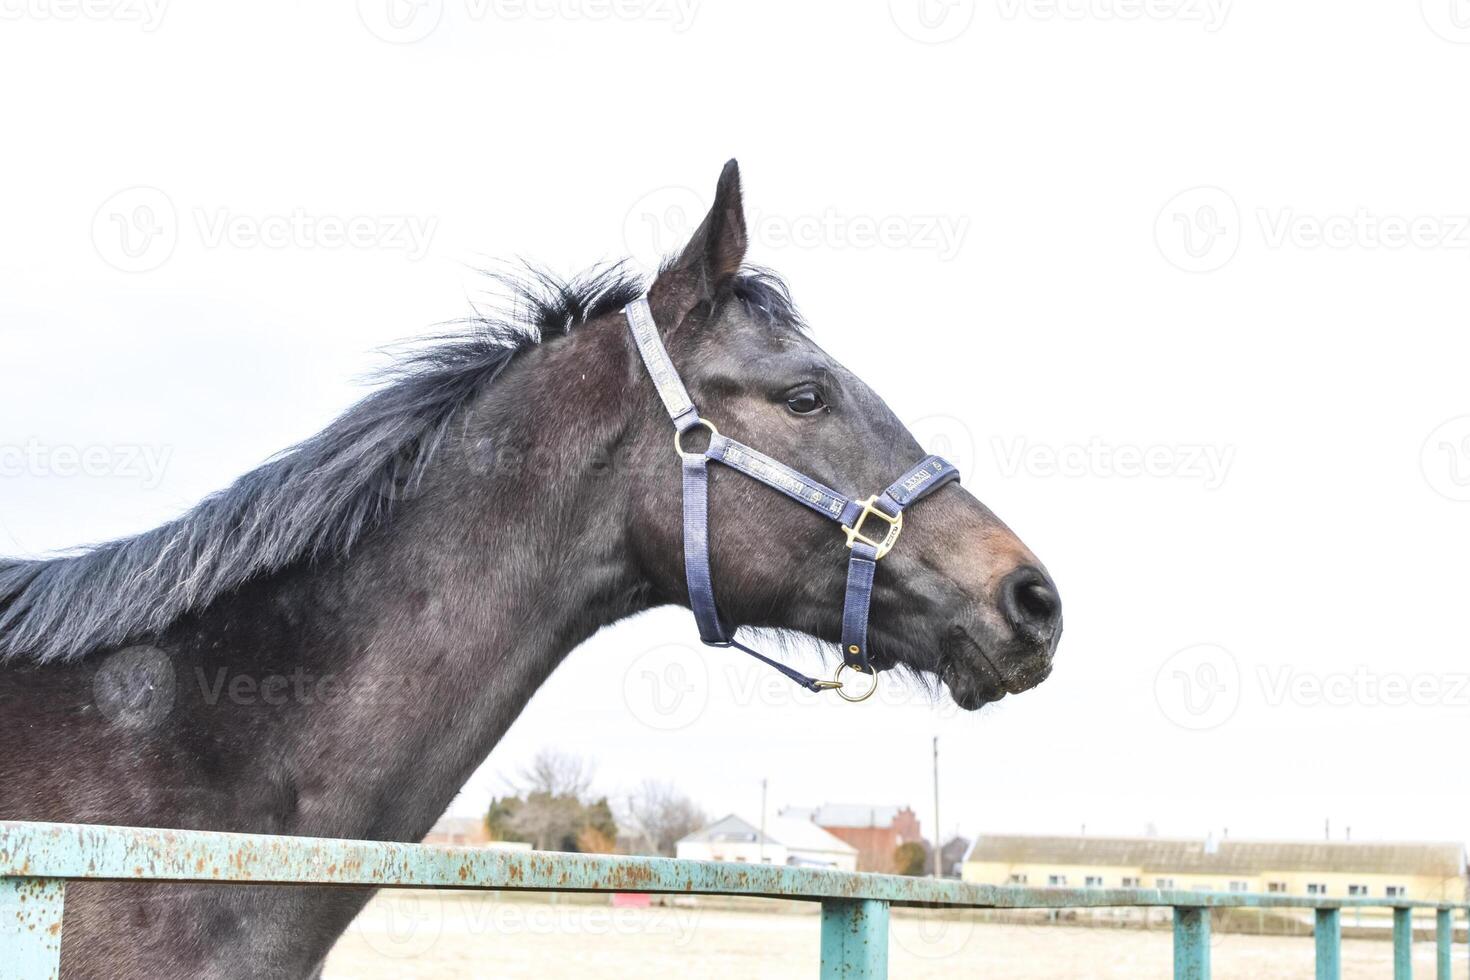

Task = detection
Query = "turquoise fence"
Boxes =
[1,821,1465,979]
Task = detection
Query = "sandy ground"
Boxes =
[322,891,1461,979]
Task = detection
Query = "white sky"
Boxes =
[2,2,1468,850]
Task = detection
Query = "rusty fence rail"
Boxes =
[1,821,1466,979]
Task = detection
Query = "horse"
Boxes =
[0,161,1061,978]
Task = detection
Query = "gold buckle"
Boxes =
[831,663,879,703]
[674,419,719,460]
[842,495,903,559]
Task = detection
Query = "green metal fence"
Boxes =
[1,821,1465,978]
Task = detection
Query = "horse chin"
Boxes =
[942,660,1010,711]
[941,633,1054,711]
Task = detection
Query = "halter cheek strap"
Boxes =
[626,295,959,699]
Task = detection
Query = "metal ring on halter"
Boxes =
[832,663,879,703]
[674,419,719,460]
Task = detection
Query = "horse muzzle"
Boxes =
[943,565,1062,710]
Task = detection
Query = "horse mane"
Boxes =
[0,263,802,664]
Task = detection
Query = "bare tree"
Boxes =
[503,750,598,851]
[623,781,706,856]
[515,749,593,798]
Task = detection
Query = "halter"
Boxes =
[626,296,960,701]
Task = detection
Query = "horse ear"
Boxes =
[649,159,748,324]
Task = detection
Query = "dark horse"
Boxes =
[0,162,1060,978]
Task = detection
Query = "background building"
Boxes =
[940,836,972,878]
[677,814,858,871]
[780,804,924,873]
[422,815,532,852]
[963,833,1467,917]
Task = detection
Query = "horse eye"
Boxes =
[786,388,826,416]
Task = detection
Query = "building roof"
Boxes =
[964,834,1467,878]
[677,814,774,846]
[678,814,858,856]
[766,817,858,855]
[780,804,910,829]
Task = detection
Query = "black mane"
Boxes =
[0,263,800,664]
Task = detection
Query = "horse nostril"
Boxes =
[1001,566,1062,639]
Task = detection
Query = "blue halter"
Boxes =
[626,296,960,701]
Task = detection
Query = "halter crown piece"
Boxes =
[626,296,960,701]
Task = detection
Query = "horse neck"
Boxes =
[189,323,655,845]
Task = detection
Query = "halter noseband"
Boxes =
[626,296,959,701]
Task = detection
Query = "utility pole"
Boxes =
[932,736,942,878]
[759,778,768,864]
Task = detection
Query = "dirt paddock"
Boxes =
[323,891,1460,978]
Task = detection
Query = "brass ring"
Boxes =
[674,419,719,460]
[833,663,879,703]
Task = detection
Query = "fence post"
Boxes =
[1173,906,1211,980]
[820,898,889,979]
[1315,907,1341,980]
[1434,908,1452,980]
[1393,907,1414,980]
[0,877,65,980]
